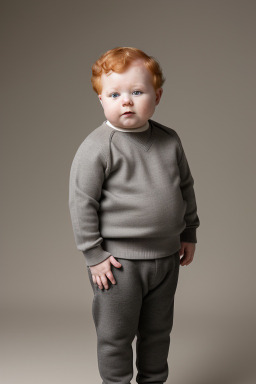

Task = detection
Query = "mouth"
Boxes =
[122,112,135,115]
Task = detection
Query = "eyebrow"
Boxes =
[106,84,145,92]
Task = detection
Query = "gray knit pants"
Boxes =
[87,250,180,384]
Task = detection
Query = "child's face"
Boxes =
[98,59,163,129]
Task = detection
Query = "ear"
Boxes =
[155,88,163,105]
[98,95,103,105]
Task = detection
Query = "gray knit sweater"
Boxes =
[69,119,200,267]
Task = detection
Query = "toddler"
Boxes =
[69,47,200,384]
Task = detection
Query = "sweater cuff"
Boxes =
[180,228,197,243]
[83,246,112,267]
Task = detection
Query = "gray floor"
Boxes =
[1,308,255,384]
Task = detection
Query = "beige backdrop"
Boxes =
[1,0,256,383]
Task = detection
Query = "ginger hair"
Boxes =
[91,47,165,94]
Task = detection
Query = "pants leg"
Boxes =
[86,251,180,384]
[135,252,180,384]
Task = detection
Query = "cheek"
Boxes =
[139,100,156,115]
[102,102,119,119]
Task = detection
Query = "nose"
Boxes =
[122,94,133,106]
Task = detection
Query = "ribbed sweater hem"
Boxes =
[101,237,181,260]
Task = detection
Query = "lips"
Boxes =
[122,112,134,115]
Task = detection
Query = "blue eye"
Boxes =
[133,90,142,95]
[110,93,119,98]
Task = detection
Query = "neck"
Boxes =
[106,120,150,132]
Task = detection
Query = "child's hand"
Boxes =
[89,255,122,290]
[179,242,196,266]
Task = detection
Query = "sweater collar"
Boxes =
[104,120,154,152]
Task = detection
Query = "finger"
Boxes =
[100,274,109,290]
[109,255,122,267]
[96,275,103,289]
[180,253,190,266]
[181,253,194,266]
[186,257,194,266]
[106,271,116,285]
[92,275,96,284]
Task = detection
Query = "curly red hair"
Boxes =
[91,47,165,94]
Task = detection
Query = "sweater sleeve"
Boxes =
[68,139,112,266]
[176,136,200,243]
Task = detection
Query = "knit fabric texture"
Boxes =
[69,119,200,266]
